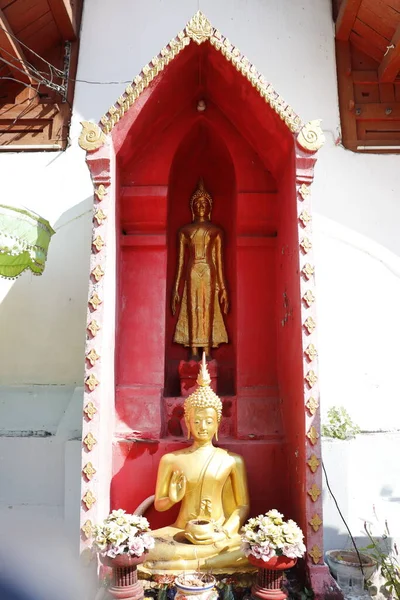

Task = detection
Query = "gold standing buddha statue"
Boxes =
[142,355,250,573]
[172,179,229,360]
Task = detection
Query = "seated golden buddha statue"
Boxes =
[142,356,250,573]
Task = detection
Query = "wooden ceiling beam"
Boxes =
[378,24,400,82]
[0,8,33,85]
[336,0,363,41]
[47,0,77,41]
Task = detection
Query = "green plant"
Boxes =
[321,406,360,440]
[362,520,400,599]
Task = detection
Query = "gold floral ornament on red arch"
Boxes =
[83,462,97,481]
[308,544,323,564]
[305,370,318,388]
[87,320,100,337]
[95,185,108,201]
[92,236,105,252]
[81,520,93,539]
[300,237,313,254]
[299,184,311,200]
[307,426,319,446]
[303,289,315,307]
[304,317,316,334]
[85,373,99,391]
[305,344,318,361]
[309,514,322,532]
[82,490,96,510]
[91,265,105,282]
[306,396,319,415]
[307,454,320,473]
[302,263,315,280]
[83,432,97,452]
[84,402,97,420]
[88,292,102,310]
[308,484,321,502]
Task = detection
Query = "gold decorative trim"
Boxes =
[92,236,105,253]
[83,432,97,451]
[81,519,93,539]
[83,461,97,481]
[82,490,96,510]
[300,237,312,253]
[309,513,323,532]
[99,12,304,137]
[309,544,323,564]
[79,121,106,151]
[302,263,315,280]
[306,396,319,416]
[307,454,320,473]
[308,483,321,502]
[88,292,102,310]
[85,373,99,391]
[307,426,319,446]
[299,210,312,227]
[304,316,316,334]
[84,401,97,420]
[86,348,100,366]
[95,184,108,201]
[305,344,318,362]
[91,265,105,282]
[303,289,315,307]
[94,208,107,225]
[186,11,212,44]
[297,120,326,153]
[87,320,100,337]
[299,184,311,200]
[305,370,318,388]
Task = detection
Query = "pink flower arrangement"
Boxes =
[241,510,306,561]
[93,509,155,559]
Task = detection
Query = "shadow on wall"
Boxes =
[0,197,93,387]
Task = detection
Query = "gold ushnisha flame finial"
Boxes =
[184,353,222,435]
[197,352,212,387]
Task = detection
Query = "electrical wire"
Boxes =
[0,24,132,86]
[0,25,136,85]
[321,459,365,576]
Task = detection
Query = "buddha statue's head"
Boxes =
[190,179,213,221]
[184,354,222,441]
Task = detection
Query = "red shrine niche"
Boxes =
[80,12,332,599]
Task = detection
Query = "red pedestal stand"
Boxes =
[249,555,297,600]
[101,554,145,600]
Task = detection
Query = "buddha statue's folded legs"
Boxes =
[142,527,249,573]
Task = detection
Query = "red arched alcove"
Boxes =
[165,121,237,397]
[111,40,294,527]
[83,18,332,596]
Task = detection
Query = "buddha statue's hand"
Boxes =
[171,290,180,315]
[220,289,229,315]
[186,529,228,546]
[168,470,186,503]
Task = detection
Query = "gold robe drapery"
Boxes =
[173,224,228,348]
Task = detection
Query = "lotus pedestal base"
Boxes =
[101,555,144,600]
[249,556,297,600]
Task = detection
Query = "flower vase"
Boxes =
[248,555,297,600]
[100,554,145,600]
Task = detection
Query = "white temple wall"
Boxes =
[0,0,399,553]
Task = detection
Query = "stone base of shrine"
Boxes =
[178,359,218,396]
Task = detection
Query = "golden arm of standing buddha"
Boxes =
[214,232,229,314]
[171,231,186,316]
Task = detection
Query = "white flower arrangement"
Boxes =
[93,509,155,559]
[241,510,306,561]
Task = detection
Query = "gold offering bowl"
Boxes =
[184,519,215,543]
